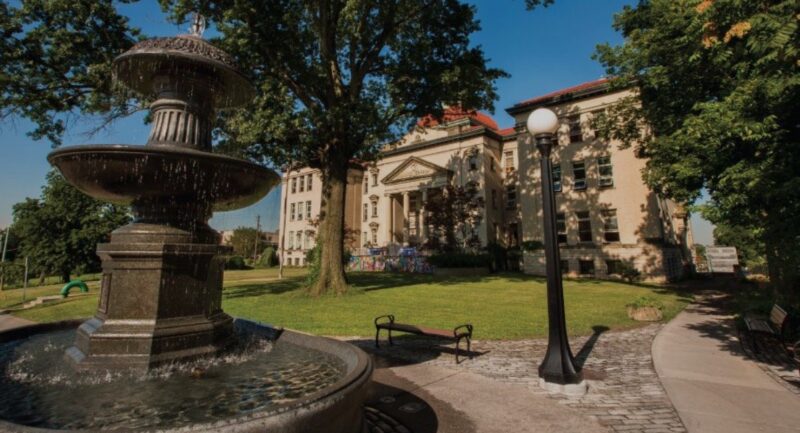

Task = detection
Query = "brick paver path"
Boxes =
[351,324,686,433]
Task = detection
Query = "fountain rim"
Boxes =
[0,319,374,433]
[47,144,275,175]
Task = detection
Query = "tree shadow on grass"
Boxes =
[223,276,306,299]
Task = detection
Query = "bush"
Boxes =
[427,253,491,269]
[627,296,664,310]
[224,255,250,270]
[521,240,544,251]
[618,261,642,283]
[258,247,279,268]
[484,242,508,271]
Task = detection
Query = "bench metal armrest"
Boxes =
[453,324,473,338]
[374,315,395,327]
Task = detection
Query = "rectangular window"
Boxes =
[560,260,569,274]
[299,175,305,192]
[297,202,304,220]
[492,189,497,209]
[568,115,583,143]
[598,156,614,187]
[291,177,297,194]
[577,211,592,243]
[306,200,312,219]
[363,203,368,222]
[572,161,586,190]
[372,173,378,187]
[296,232,302,250]
[363,177,368,194]
[469,154,478,171]
[305,232,313,249]
[504,151,514,170]
[602,209,620,242]
[290,203,296,221]
[363,232,368,247]
[591,109,605,135]
[606,259,622,275]
[552,165,562,192]
[288,231,294,249]
[490,157,495,171]
[556,213,567,244]
[579,260,595,275]
[371,229,378,244]
[506,184,517,210]
[307,174,313,191]
[372,201,378,218]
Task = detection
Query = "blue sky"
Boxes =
[0,0,715,244]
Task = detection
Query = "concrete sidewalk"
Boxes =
[653,293,800,433]
[369,362,610,433]
[0,314,34,331]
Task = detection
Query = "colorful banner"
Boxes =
[347,255,433,274]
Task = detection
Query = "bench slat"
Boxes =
[378,323,454,338]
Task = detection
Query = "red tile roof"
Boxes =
[417,106,500,131]
[512,78,610,108]
[497,127,516,137]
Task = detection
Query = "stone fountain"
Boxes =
[0,17,371,433]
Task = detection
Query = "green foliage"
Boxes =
[593,0,800,298]
[423,183,485,253]
[427,253,491,269]
[258,246,279,268]
[0,0,142,145]
[712,221,768,275]
[227,227,264,259]
[11,171,130,283]
[224,255,249,270]
[524,0,556,9]
[521,240,544,251]
[627,296,664,311]
[161,0,506,295]
[618,261,642,283]
[304,244,322,288]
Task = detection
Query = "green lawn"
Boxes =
[11,269,692,339]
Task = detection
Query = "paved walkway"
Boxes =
[351,323,685,433]
[0,314,34,331]
[653,293,800,433]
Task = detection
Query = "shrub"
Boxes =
[521,240,544,251]
[618,261,642,283]
[484,242,508,271]
[224,255,250,270]
[427,253,491,269]
[627,296,664,310]
[258,247,279,268]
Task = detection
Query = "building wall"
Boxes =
[510,88,692,281]
[277,85,693,280]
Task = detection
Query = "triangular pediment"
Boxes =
[381,157,451,185]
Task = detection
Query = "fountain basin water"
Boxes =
[0,320,373,433]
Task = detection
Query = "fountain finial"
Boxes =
[189,12,206,38]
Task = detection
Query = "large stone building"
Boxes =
[278,79,694,281]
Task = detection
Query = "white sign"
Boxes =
[705,246,739,273]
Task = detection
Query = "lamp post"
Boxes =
[526,108,586,394]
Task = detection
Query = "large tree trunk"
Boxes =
[310,162,349,296]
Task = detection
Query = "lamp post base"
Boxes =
[539,378,589,396]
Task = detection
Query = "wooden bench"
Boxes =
[744,304,789,338]
[374,315,473,363]
[744,304,792,355]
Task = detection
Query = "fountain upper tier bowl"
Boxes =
[47,144,279,212]
[113,35,254,107]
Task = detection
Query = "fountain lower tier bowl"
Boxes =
[0,320,372,433]
[47,145,280,212]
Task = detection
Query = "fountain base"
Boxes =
[66,223,234,371]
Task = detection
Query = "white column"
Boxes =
[385,194,393,245]
[420,189,428,243]
[402,191,410,246]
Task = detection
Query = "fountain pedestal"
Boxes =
[66,223,233,371]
